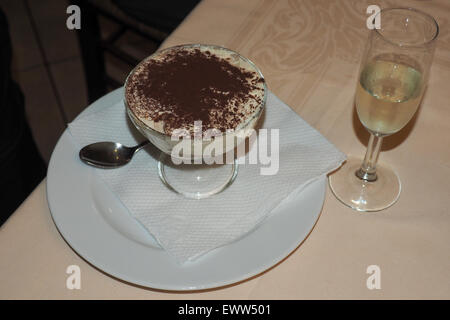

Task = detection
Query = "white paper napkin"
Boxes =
[68,90,345,263]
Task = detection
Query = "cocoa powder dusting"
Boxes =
[126,47,265,135]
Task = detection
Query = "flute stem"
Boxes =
[355,133,383,182]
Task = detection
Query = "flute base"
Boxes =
[328,157,401,212]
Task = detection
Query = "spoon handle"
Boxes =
[133,140,150,153]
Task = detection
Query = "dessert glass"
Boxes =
[124,44,267,199]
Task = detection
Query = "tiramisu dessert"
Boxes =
[124,44,266,159]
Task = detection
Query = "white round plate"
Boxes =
[47,88,326,291]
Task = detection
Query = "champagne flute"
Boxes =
[329,8,439,212]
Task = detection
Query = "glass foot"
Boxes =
[328,156,401,212]
[157,153,238,199]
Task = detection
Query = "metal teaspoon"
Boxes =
[79,140,150,168]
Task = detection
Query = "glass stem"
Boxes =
[356,133,383,182]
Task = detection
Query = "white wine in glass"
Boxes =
[329,8,439,212]
[356,57,424,136]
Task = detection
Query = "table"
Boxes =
[1,0,449,299]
